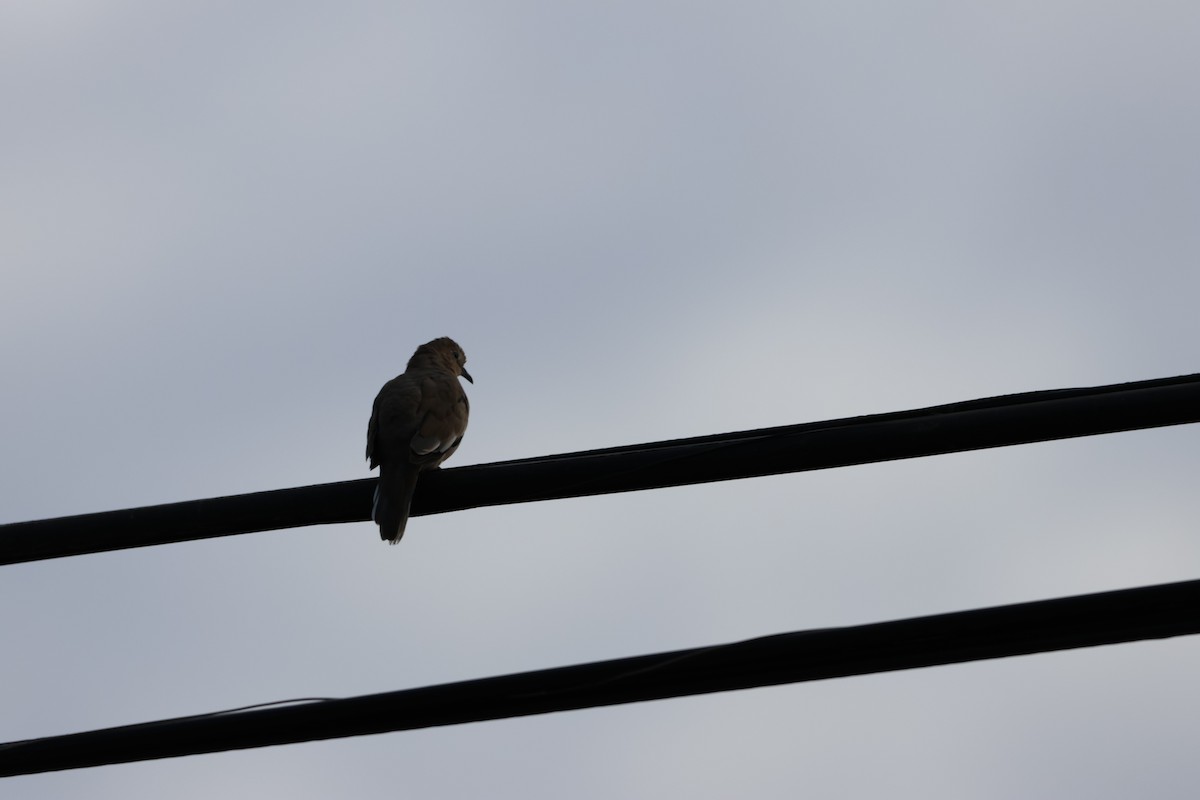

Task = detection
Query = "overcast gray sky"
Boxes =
[3,2,1200,797]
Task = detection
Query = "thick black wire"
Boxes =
[2,577,1197,776]
[4,372,1200,565]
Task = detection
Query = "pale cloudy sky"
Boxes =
[3,2,1200,797]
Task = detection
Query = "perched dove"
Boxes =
[367,337,472,544]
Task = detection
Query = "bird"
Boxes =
[366,337,472,544]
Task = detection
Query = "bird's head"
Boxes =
[410,337,473,383]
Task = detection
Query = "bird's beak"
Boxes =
[461,367,474,384]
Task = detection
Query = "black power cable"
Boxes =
[4,372,1200,565]
[2,577,1197,777]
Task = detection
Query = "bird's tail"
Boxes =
[373,465,420,545]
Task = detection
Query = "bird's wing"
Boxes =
[367,374,424,468]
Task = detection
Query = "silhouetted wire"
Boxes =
[4,372,1200,565]
[2,577,1197,776]
[185,698,339,718]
